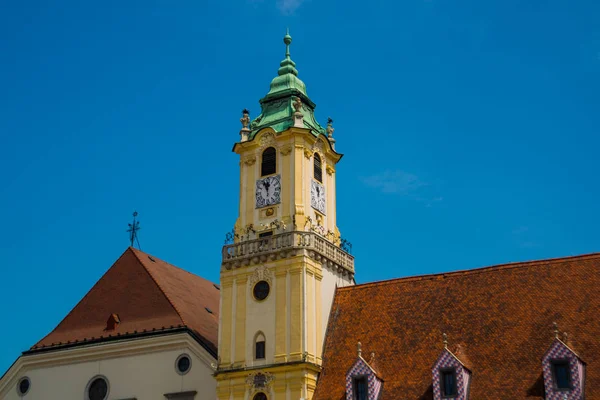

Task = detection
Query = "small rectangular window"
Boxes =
[255,341,265,359]
[314,153,323,183]
[353,377,367,400]
[552,361,571,389]
[261,147,277,176]
[440,369,457,397]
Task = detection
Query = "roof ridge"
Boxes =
[130,248,188,327]
[343,251,600,291]
[135,247,218,285]
[32,249,132,349]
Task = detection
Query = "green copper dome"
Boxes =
[249,31,326,138]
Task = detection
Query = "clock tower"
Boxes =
[215,32,355,400]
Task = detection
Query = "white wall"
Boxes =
[1,334,216,400]
[244,265,277,367]
[321,267,353,343]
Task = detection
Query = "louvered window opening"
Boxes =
[261,147,276,176]
[314,153,323,182]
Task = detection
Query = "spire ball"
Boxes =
[284,29,292,45]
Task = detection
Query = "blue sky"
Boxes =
[1,0,599,374]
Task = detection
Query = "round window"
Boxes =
[253,392,268,400]
[86,376,108,400]
[175,354,192,375]
[16,377,30,397]
[253,280,270,301]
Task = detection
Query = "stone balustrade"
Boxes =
[221,231,354,274]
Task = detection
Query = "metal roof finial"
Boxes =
[563,331,568,343]
[443,333,448,349]
[127,211,141,249]
[357,341,362,358]
[284,28,292,58]
[553,322,559,339]
[277,29,298,77]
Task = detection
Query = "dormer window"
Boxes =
[261,147,276,176]
[105,313,120,331]
[552,360,571,389]
[541,326,585,399]
[353,377,367,400]
[432,336,471,400]
[345,342,383,400]
[440,369,457,397]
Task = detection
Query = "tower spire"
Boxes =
[245,32,329,140]
[278,29,298,77]
[285,28,291,58]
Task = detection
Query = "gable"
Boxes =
[32,248,219,355]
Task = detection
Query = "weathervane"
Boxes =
[127,211,141,249]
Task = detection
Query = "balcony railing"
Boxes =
[221,231,354,273]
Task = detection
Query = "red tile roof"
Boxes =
[32,247,220,355]
[315,253,600,400]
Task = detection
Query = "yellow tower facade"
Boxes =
[216,33,355,400]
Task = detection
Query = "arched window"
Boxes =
[261,147,276,176]
[314,153,322,182]
[255,332,266,360]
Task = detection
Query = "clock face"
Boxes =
[311,180,326,214]
[256,175,281,208]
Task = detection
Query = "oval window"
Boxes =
[17,377,30,397]
[87,376,108,400]
[176,354,192,375]
[253,280,270,301]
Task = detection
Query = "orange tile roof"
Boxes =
[31,247,220,356]
[315,253,600,399]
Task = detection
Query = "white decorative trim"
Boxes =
[313,139,325,153]
[259,132,276,148]
[248,266,273,287]
[245,372,275,395]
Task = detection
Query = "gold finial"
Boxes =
[370,352,375,362]
[553,322,559,339]
[563,332,568,343]
[443,333,448,349]
[357,341,362,357]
